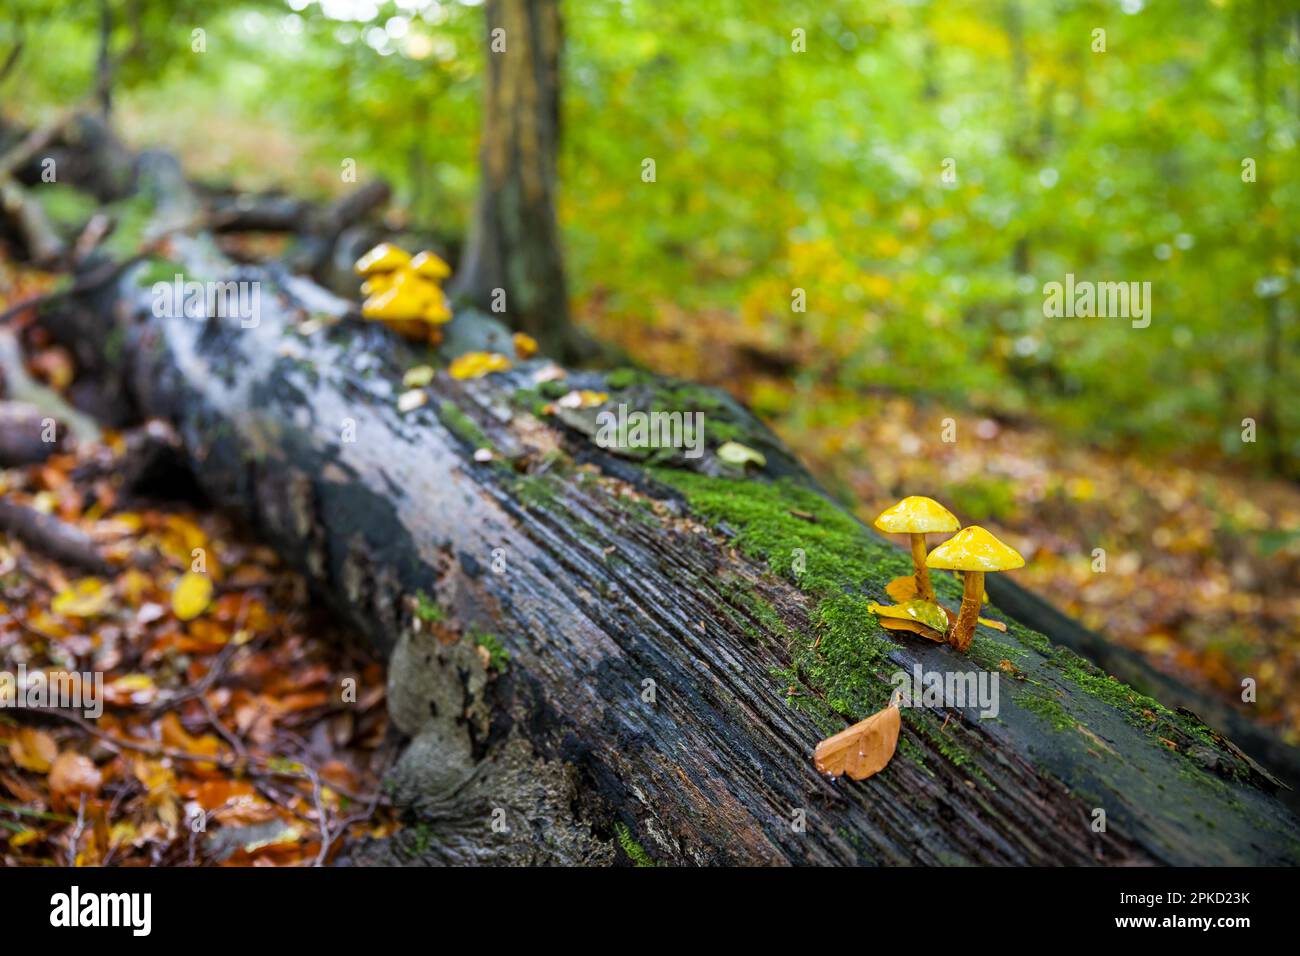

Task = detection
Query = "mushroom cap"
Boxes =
[926,526,1024,572]
[873,496,960,535]
[410,250,452,281]
[354,242,412,276]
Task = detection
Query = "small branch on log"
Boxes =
[0,498,112,575]
[0,399,64,466]
[1,178,64,264]
[0,327,99,443]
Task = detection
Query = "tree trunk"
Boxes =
[36,156,1300,867]
[452,0,576,359]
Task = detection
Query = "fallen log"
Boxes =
[40,156,1300,866]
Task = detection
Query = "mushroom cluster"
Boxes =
[354,242,453,345]
[813,499,1026,781]
[868,495,1023,651]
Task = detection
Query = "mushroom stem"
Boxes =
[910,533,935,602]
[949,571,984,652]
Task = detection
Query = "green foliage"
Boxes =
[7,0,1295,471]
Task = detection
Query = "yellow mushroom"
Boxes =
[362,270,434,322]
[410,250,452,281]
[354,242,412,276]
[872,496,960,602]
[925,527,1024,652]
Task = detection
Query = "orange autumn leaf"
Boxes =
[885,575,920,602]
[813,704,901,780]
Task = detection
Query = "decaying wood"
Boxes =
[0,399,64,465]
[31,154,1300,867]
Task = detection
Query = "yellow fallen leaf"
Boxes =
[402,365,435,388]
[868,599,949,634]
[449,351,512,380]
[51,578,113,618]
[9,727,58,773]
[813,704,901,780]
[513,332,538,359]
[10,829,41,848]
[172,571,213,621]
[716,441,766,469]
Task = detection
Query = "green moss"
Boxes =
[400,822,434,859]
[654,471,912,724]
[511,472,563,511]
[473,631,510,672]
[1016,690,1076,732]
[413,591,444,624]
[606,367,650,390]
[614,822,657,866]
[437,400,490,449]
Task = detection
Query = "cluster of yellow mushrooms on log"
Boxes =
[814,496,1024,783]
[355,242,453,345]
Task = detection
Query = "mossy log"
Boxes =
[42,156,1300,866]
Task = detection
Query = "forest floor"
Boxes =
[0,266,398,866]
[581,299,1300,746]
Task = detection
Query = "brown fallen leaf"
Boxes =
[49,751,102,804]
[877,616,946,642]
[813,703,901,780]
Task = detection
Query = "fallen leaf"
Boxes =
[51,577,113,618]
[402,365,435,388]
[49,752,102,803]
[716,440,766,469]
[397,388,428,413]
[9,728,58,773]
[813,704,901,780]
[556,389,608,409]
[885,575,920,602]
[876,617,946,642]
[512,332,538,359]
[171,571,213,621]
[868,599,949,633]
[448,351,512,380]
